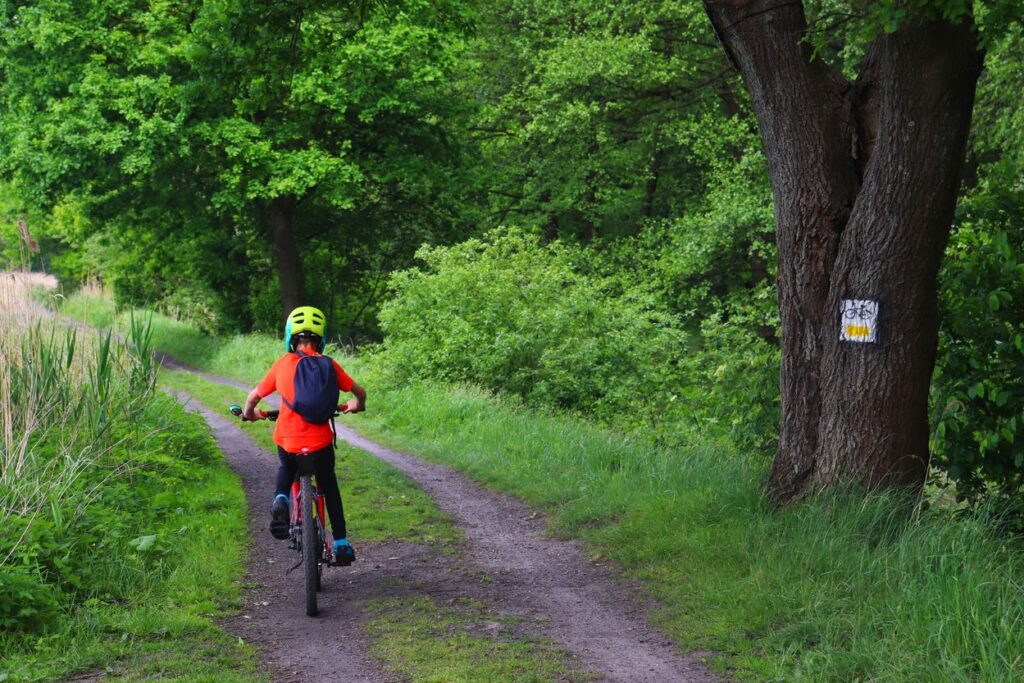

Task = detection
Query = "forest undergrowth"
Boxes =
[61,287,1024,682]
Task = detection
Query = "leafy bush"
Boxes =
[0,561,60,632]
[378,227,779,451]
[677,314,780,452]
[379,228,686,424]
[929,27,1024,502]
[932,167,1024,501]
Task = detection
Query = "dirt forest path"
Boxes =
[166,357,715,683]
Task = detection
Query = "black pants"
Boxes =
[275,445,347,539]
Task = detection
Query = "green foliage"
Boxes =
[0,325,220,633]
[1,283,254,679]
[933,172,1024,500]
[378,227,687,426]
[467,0,737,239]
[378,226,779,451]
[0,0,477,335]
[930,26,1024,502]
[0,564,60,633]
[804,0,1024,75]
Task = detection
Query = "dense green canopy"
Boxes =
[0,0,1021,500]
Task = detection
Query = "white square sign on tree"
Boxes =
[840,300,879,343]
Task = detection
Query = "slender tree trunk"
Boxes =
[703,1,983,501]
[641,148,662,219]
[267,194,306,319]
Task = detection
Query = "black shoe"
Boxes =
[270,496,289,540]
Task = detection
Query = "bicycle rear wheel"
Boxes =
[301,474,318,616]
[315,520,324,593]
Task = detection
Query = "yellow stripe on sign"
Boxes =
[846,324,870,338]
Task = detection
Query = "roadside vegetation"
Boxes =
[60,287,1024,681]
[0,274,258,681]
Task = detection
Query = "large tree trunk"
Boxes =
[267,194,306,319]
[703,1,983,501]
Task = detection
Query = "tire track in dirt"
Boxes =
[167,357,716,683]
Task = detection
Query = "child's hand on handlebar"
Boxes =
[242,407,264,421]
[229,404,275,421]
[340,398,364,414]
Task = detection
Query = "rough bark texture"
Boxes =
[267,194,306,318]
[703,1,983,500]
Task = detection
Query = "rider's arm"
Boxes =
[245,360,279,420]
[344,381,366,413]
[333,359,365,413]
[242,387,263,420]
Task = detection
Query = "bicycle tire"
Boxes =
[301,474,318,616]
[315,522,323,593]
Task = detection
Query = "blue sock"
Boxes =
[274,493,288,505]
[333,537,349,547]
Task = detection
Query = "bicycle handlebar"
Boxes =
[228,404,348,422]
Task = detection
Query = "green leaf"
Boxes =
[129,534,157,552]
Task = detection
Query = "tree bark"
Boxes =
[641,148,662,219]
[703,1,983,500]
[267,194,306,319]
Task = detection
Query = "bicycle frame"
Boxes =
[289,477,329,556]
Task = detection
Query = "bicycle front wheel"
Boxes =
[301,474,318,617]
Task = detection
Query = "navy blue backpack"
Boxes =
[283,352,340,425]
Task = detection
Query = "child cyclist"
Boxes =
[240,306,366,565]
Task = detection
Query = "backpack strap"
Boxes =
[282,350,312,411]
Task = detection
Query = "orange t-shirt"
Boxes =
[256,352,354,453]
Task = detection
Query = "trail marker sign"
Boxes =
[840,299,878,343]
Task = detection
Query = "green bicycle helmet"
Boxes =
[284,306,327,352]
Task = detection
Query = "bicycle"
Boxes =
[843,299,877,320]
[229,403,348,616]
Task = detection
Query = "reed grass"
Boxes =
[0,275,254,681]
[0,287,158,561]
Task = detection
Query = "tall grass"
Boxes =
[0,275,162,628]
[0,287,157,553]
[1,275,256,682]
[60,287,287,382]
[56,278,116,328]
